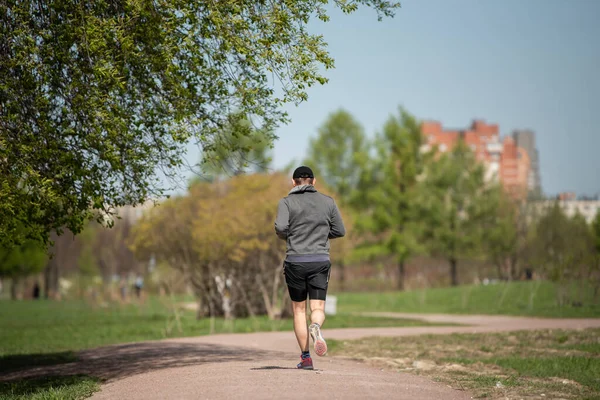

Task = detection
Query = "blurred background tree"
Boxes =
[351,109,431,290]
[421,140,496,286]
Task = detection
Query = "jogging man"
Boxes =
[274,166,346,370]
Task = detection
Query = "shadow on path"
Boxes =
[2,341,279,384]
[250,366,298,370]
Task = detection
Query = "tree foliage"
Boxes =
[482,189,517,279]
[0,240,47,279]
[352,108,429,289]
[0,237,47,299]
[304,109,366,204]
[194,113,274,182]
[528,205,594,282]
[421,140,496,286]
[0,0,400,247]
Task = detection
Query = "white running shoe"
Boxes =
[309,323,327,357]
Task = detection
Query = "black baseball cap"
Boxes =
[292,166,314,179]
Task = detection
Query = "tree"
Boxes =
[526,204,596,305]
[194,113,274,183]
[422,140,494,286]
[352,109,430,290]
[130,186,211,318]
[481,186,520,280]
[0,0,400,247]
[0,239,47,299]
[303,109,365,289]
[304,109,366,204]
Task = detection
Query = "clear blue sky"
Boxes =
[181,0,600,197]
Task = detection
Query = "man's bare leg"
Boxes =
[309,299,325,326]
[292,300,309,352]
[309,299,328,356]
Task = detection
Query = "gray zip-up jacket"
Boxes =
[274,185,346,262]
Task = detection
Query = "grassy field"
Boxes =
[0,298,445,357]
[335,280,600,318]
[328,328,600,399]
[0,297,444,400]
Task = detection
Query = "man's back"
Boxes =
[275,184,345,261]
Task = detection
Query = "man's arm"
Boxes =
[328,200,346,239]
[274,199,290,240]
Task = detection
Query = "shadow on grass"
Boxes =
[0,352,78,375]
[0,374,99,399]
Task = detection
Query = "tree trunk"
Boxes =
[11,278,18,300]
[509,254,518,281]
[339,261,345,292]
[44,256,60,299]
[450,258,458,286]
[495,262,504,281]
[397,260,405,291]
[44,262,51,299]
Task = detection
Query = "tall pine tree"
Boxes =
[421,140,493,286]
[353,108,430,290]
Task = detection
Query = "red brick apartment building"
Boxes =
[421,120,531,200]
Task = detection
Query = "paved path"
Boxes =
[6,314,600,399]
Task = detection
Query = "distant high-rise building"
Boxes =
[512,130,542,197]
[421,119,531,200]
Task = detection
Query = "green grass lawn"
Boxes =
[335,280,600,318]
[0,298,445,357]
[328,328,600,399]
[0,375,99,400]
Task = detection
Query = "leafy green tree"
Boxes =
[0,0,400,247]
[0,240,47,299]
[527,204,595,305]
[76,224,100,278]
[353,109,430,290]
[481,187,529,280]
[195,113,274,184]
[303,109,365,289]
[304,109,366,204]
[422,140,494,286]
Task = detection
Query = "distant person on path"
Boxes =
[275,166,346,370]
[33,282,40,299]
[119,277,127,302]
[134,275,144,299]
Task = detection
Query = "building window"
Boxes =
[440,144,447,152]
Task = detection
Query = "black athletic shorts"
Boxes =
[283,260,331,302]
